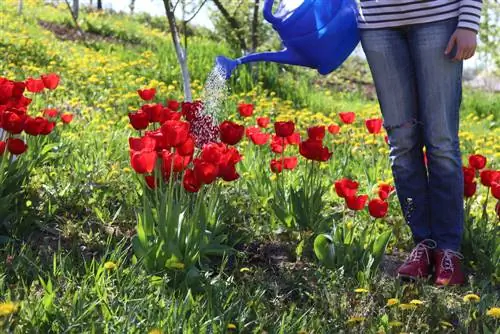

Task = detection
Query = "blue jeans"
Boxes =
[360,18,464,251]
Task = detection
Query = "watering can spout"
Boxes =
[216,49,305,80]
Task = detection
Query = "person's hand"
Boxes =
[445,28,477,61]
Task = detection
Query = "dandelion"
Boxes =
[486,307,500,319]
[386,298,399,306]
[354,288,369,293]
[463,294,480,303]
[0,302,18,316]
[148,329,162,334]
[104,261,117,270]
[227,323,237,330]
[399,303,417,311]
[410,299,424,305]
[239,267,251,273]
[345,316,365,325]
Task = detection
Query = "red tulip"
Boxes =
[220,120,244,145]
[271,135,286,153]
[368,198,389,218]
[307,126,325,141]
[161,120,190,147]
[327,124,340,135]
[480,170,500,187]
[378,183,395,200]
[283,156,298,170]
[0,80,14,100]
[41,73,60,90]
[128,111,149,130]
[257,117,270,128]
[181,100,203,121]
[194,159,218,184]
[61,113,73,124]
[286,132,301,145]
[468,154,487,170]
[176,136,195,156]
[384,135,389,144]
[11,81,26,98]
[274,121,295,137]
[246,126,261,138]
[40,121,56,135]
[129,136,156,151]
[25,77,44,93]
[200,143,224,165]
[0,141,6,155]
[183,169,201,192]
[238,103,254,117]
[24,116,46,136]
[464,181,477,198]
[130,150,157,174]
[7,138,27,155]
[345,194,368,211]
[144,175,156,189]
[365,118,383,134]
[491,181,500,200]
[218,164,239,181]
[335,178,359,198]
[339,112,355,124]
[270,159,283,173]
[462,166,475,184]
[249,132,270,145]
[299,138,332,161]
[43,109,58,118]
[167,99,180,111]
[137,88,156,101]
[142,104,163,123]
[1,111,25,134]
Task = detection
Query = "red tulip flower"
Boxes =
[480,170,500,187]
[462,166,475,184]
[137,88,156,101]
[249,132,270,145]
[299,138,332,161]
[286,132,301,145]
[245,126,261,138]
[283,156,298,170]
[130,150,157,174]
[167,99,180,111]
[183,169,201,192]
[274,121,295,138]
[25,77,45,93]
[339,112,355,124]
[345,194,368,211]
[161,120,190,147]
[218,164,239,181]
[24,116,46,135]
[142,104,163,123]
[219,120,244,145]
[491,181,500,200]
[43,108,58,118]
[194,159,218,184]
[129,136,156,151]
[270,159,283,173]
[40,121,56,135]
[238,103,254,117]
[327,124,340,135]
[128,110,149,130]
[2,110,25,134]
[307,125,326,141]
[7,138,27,155]
[41,73,60,90]
[144,175,156,189]
[365,118,383,134]
[464,181,477,198]
[378,183,395,200]
[257,117,270,128]
[368,198,389,218]
[468,154,487,170]
[0,141,6,155]
[61,113,73,124]
[176,136,195,156]
[334,178,359,198]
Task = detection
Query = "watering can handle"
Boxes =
[263,0,280,25]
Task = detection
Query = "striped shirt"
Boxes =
[357,0,483,32]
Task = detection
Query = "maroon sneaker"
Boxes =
[433,249,466,286]
[397,239,436,280]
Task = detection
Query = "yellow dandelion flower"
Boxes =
[398,303,417,311]
[354,288,369,293]
[345,316,365,325]
[388,321,403,327]
[227,323,237,330]
[410,299,424,305]
[0,302,18,316]
[486,307,500,319]
[104,261,117,270]
[239,267,251,273]
[463,294,480,303]
[148,329,162,334]
[386,298,399,306]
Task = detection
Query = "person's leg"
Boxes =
[408,18,464,252]
[360,28,431,244]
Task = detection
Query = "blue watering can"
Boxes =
[215,0,360,79]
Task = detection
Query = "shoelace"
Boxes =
[407,239,437,264]
[440,249,464,272]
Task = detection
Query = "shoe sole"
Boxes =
[397,274,431,282]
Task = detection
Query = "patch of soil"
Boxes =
[38,19,127,44]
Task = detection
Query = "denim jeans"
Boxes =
[360,18,464,251]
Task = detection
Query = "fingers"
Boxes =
[444,34,456,55]
[452,44,476,61]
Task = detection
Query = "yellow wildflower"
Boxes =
[104,261,117,270]
[410,299,424,305]
[463,294,480,303]
[345,316,365,325]
[227,323,237,330]
[0,302,18,316]
[239,267,251,273]
[386,298,399,306]
[398,303,417,311]
[486,307,500,319]
[148,329,162,334]
[354,288,369,293]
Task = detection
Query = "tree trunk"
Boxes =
[73,0,79,19]
[129,0,136,14]
[211,0,248,53]
[251,0,260,53]
[17,0,23,15]
[162,0,193,102]
[97,0,102,10]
